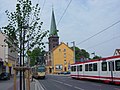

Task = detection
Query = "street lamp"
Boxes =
[71,41,75,63]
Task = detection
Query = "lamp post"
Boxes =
[71,41,75,63]
[91,52,95,57]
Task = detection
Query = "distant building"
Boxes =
[0,32,18,75]
[113,49,120,56]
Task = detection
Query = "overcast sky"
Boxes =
[0,0,120,57]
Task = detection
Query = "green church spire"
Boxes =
[50,8,58,36]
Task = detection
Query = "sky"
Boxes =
[0,0,120,58]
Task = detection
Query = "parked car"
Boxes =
[0,72,10,80]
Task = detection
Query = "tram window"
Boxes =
[102,62,107,71]
[85,64,88,71]
[80,65,82,71]
[109,61,114,71]
[71,66,74,71]
[74,66,76,71]
[93,63,97,71]
[77,65,80,71]
[89,64,93,71]
[115,60,120,71]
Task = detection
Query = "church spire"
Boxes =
[50,8,58,36]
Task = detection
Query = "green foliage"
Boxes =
[92,55,102,59]
[27,47,45,66]
[71,47,90,62]
[2,0,48,53]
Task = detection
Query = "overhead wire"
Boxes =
[40,0,46,16]
[57,0,72,26]
[86,35,120,49]
[76,20,120,45]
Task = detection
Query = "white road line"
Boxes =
[35,82,37,90]
[34,79,44,90]
[40,82,47,90]
[51,79,85,90]
[51,79,63,84]
[63,83,72,87]
[91,83,102,87]
[74,86,84,90]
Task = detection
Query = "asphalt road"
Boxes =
[0,78,14,90]
[38,74,120,90]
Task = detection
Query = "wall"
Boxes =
[52,43,74,73]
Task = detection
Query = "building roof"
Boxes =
[52,42,73,52]
[113,49,120,56]
[49,8,58,37]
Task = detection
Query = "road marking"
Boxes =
[34,79,44,90]
[35,82,38,90]
[51,79,63,84]
[40,82,47,90]
[74,86,84,90]
[91,83,102,87]
[51,79,85,90]
[63,83,72,87]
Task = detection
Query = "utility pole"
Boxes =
[71,41,75,63]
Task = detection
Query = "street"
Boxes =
[0,77,14,90]
[37,74,120,90]
[0,77,19,90]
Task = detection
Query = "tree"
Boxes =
[71,47,90,62]
[27,47,46,66]
[2,0,48,90]
[92,55,102,59]
[2,0,48,54]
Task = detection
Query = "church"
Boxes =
[46,9,74,74]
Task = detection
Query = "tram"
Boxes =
[31,65,46,79]
[70,55,120,84]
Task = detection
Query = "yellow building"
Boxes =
[46,9,74,74]
[52,42,74,74]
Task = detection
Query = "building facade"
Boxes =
[0,32,18,75]
[52,42,74,73]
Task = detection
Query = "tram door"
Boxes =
[100,61,109,80]
[109,61,114,82]
[77,65,79,78]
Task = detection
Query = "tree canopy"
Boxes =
[27,47,45,66]
[71,47,90,62]
[2,0,48,53]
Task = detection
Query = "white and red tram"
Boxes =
[70,55,120,84]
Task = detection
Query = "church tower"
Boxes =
[48,9,59,51]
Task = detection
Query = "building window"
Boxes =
[64,60,67,64]
[63,49,66,52]
[59,49,61,52]
[64,53,66,58]
[55,64,63,70]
